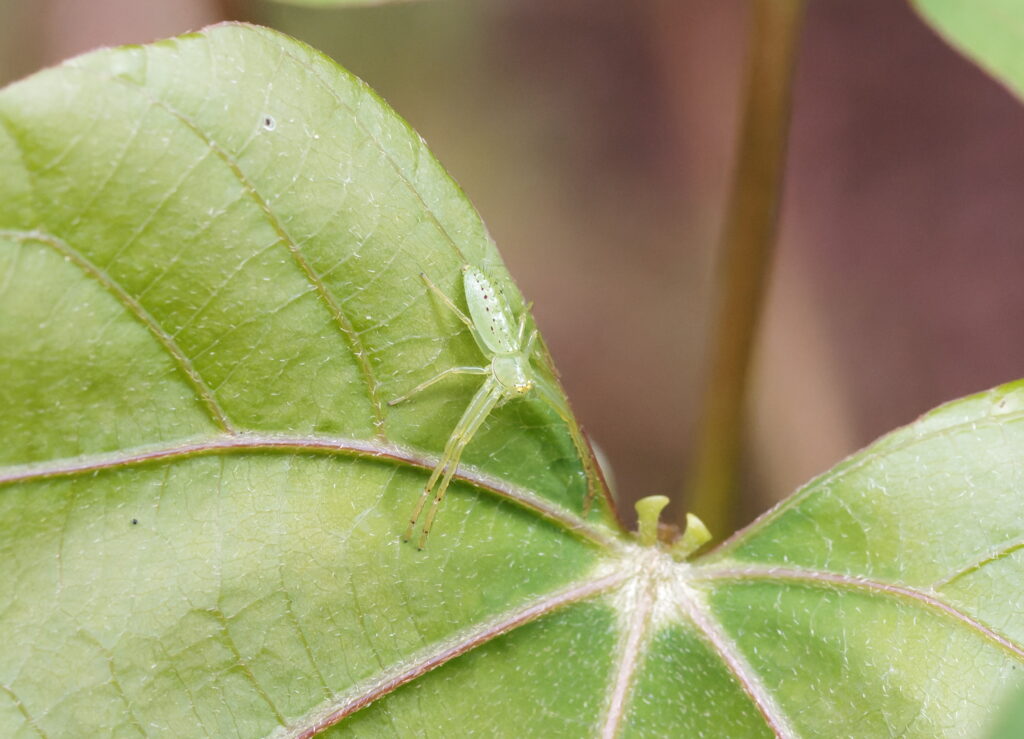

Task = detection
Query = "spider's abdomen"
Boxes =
[463,266,519,355]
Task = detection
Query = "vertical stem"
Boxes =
[683,0,806,535]
[213,0,246,21]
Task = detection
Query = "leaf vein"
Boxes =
[696,565,1024,662]
[271,571,627,738]
[931,537,1024,589]
[676,588,796,738]
[599,570,656,738]
[0,434,617,549]
[0,228,233,432]
[69,64,388,437]
[278,573,332,699]
[0,683,48,738]
[211,608,287,727]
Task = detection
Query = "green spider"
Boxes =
[390,266,593,548]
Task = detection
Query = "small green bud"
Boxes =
[671,513,712,560]
[635,495,670,547]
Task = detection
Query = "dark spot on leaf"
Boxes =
[131,518,138,525]
[262,115,276,131]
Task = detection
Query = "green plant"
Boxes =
[1,5,1023,737]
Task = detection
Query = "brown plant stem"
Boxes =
[213,0,245,21]
[684,0,806,536]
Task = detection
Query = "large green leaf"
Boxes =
[2,23,1023,737]
[911,0,1024,102]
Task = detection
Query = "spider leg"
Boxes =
[421,272,474,330]
[388,366,488,406]
[405,377,507,547]
[524,328,538,356]
[533,373,601,516]
[516,303,534,346]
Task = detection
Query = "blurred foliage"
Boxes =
[262,0,423,6]
[912,0,1024,101]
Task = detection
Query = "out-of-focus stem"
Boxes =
[684,0,805,536]
[214,0,245,21]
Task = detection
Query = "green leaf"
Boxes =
[990,683,1024,739]
[2,22,1023,737]
[911,0,1024,102]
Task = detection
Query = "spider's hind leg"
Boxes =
[407,377,505,548]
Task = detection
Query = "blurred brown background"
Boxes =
[4,0,1023,529]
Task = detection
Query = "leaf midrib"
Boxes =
[7,421,1019,737]
[0,433,617,549]
[274,571,630,739]
[694,563,1024,662]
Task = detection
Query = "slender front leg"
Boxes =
[421,272,475,330]
[405,377,506,547]
[388,366,488,406]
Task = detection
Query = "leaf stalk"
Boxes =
[684,0,806,534]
